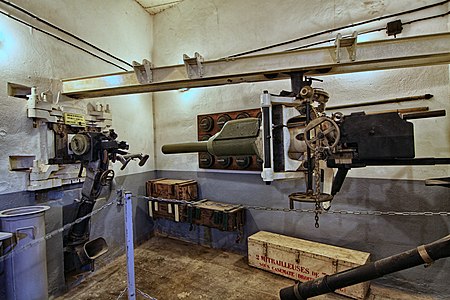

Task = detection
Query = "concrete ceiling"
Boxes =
[135,0,183,15]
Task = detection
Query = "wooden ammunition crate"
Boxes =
[148,201,184,222]
[185,200,245,232]
[146,178,198,200]
[248,231,371,300]
[146,178,198,222]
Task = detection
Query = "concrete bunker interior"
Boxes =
[0,0,449,299]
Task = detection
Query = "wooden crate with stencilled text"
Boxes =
[146,178,198,222]
[248,231,371,300]
[146,178,198,200]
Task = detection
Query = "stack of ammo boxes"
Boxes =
[146,178,244,232]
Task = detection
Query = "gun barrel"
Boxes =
[280,234,450,300]
[162,141,208,154]
[402,109,446,120]
[162,118,262,158]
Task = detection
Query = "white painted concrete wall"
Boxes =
[0,0,154,194]
[153,0,450,181]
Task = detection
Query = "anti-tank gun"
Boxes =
[162,79,450,227]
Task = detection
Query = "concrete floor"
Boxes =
[57,236,436,300]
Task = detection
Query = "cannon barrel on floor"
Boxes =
[280,234,450,300]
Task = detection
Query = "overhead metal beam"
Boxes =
[62,32,450,99]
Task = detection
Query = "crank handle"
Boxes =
[117,153,149,170]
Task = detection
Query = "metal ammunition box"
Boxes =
[248,231,371,300]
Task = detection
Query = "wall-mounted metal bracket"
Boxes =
[27,87,59,124]
[335,31,358,63]
[27,160,84,191]
[132,59,153,84]
[183,52,204,79]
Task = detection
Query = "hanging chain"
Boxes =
[313,148,322,228]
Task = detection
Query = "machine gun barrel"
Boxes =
[402,109,446,120]
[162,141,209,154]
[280,234,450,300]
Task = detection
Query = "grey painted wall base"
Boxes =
[0,170,156,298]
[155,170,450,299]
[1,169,448,298]
[154,219,246,253]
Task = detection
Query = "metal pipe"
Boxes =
[226,1,450,58]
[124,192,136,300]
[280,234,450,300]
[327,94,433,110]
[367,106,429,115]
[0,0,132,68]
[327,157,450,168]
[402,109,446,120]
[0,9,127,71]
[162,141,208,154]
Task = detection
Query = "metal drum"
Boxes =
[0,205,50,300]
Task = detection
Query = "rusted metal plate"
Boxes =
[248,231,371,299]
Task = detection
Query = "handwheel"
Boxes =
[304,117,340,151]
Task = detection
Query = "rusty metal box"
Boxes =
[185,200,245,232]
[248,231,371,300]
[146,178,198,200]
